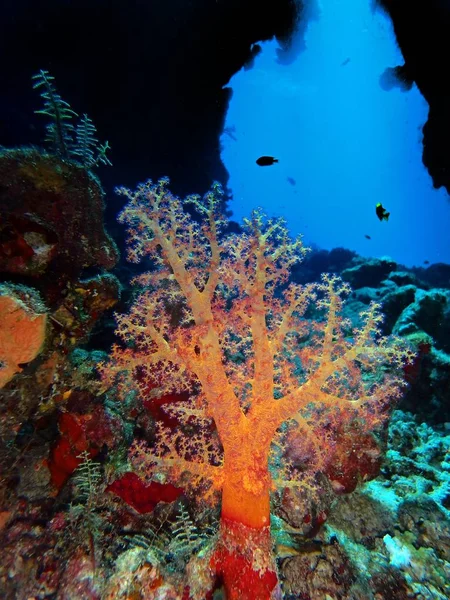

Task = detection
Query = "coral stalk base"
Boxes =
[211,517,279,600]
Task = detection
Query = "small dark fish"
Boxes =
[376,203,390,221]
[424,260,430,265]
[287,176,296,186]
[256,156,278,167]
[364,234,371,240]
[341,57,351,67]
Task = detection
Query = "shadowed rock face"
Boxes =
[375,0,450,195]
[1,1,448,203]
[0,0,300,203]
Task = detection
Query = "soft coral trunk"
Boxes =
[212,517,279,600]
[211,451,280,599]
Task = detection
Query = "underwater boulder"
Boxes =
[0,148,119,289]
[341,257,397,289]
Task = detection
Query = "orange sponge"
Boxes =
[0,287,47,388]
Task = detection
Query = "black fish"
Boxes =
[256,156,278,167]
[376,203,390,222]
[287,177,296,186]
[364,234,371,240]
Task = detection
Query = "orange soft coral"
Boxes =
[101,179,413,598]
[0,285,47,388]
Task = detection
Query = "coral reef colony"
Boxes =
[1,15,450,600]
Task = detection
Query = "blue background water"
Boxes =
[220,0,450,268]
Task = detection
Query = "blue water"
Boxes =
[221,0,450,268]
